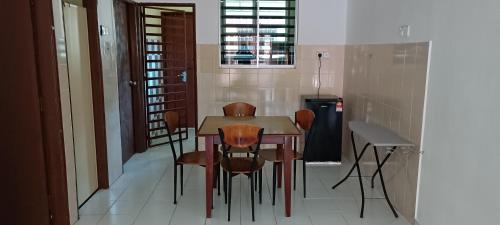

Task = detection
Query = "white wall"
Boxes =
[97,0,124,184]
[346,0,431,44]
[134,0,347,44]
[346,1,500,224]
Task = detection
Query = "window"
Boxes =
[220,0,296,67]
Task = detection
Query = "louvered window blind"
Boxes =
[220,0,296,67]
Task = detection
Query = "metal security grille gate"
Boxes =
[142,6,189,147]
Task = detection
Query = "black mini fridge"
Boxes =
[301,95,343,163]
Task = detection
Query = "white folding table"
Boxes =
[332,121,415,218]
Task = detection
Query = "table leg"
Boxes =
[370,147,396,188]
[283,137,293,217]
[277,144,283,188]
[205,136,214,218]
[332,141,370,189]
[373,146,399,218]
[332,131,370,218]
[352,131,366,218]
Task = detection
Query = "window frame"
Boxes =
[218,0,298,69]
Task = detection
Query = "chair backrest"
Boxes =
[164,111,183,160]
[218,124,264,171]
[294,109,315,154]
[223,102,256,117]
[295,109,315,131]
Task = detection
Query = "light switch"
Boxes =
[100,25,110,36]
[400,25,410,39]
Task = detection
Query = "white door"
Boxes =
[63,5,99,206]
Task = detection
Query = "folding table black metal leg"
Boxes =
[331,142,370,189]
[352,132,367,218]
[370,147,396,188]
[373,146,399,218]
[332,131,370,218]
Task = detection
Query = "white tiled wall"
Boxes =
[342,42,429,222]
[196,44,345,122]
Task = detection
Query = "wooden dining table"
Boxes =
[198,116,301,218]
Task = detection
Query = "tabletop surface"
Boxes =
[198,116,301,136]
[349,121,415,147]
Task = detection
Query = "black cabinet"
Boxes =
[301,95,343,163]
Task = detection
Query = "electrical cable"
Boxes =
[317,53,322,98]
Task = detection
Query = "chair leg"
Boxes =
[223,171,227,204]
[228,173,232,221]
[303,160,306,198]
[259,170,262,204]
[293,160,297,190]
[173,164,177,204]
[254,172,258,191]
[213,166,217,189]
[217,166,221,196]
[250,172,255,221]
[180,164,184,196]
[272,163,276,205]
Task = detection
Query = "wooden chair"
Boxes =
[223,102,256,117]
[222,102,257,154]
[260,109,315,204]
[218,124,264,222]
[164,111,222,204]
[222,102,258,187]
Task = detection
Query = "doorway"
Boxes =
[114,0,143,164]
[140,4,198,148]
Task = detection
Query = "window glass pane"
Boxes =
[220,0,295,66]
[258,0,295,65]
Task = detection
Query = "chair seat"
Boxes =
[221,157,265,173]
[259,148,303,162]
[177,151,222,166]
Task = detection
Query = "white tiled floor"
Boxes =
[77,135,412,225]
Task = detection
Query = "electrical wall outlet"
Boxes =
[316,51,330,58]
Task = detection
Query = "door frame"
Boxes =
[124,0,148,154]
[29,0,70,224]
[139,2,199,148]
[85,0,110,188]
[128,2,149,153]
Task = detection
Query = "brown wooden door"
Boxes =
[115,0,136,163]
[163,12,196,128]
[142,6,197,147]
[0,1,51,224]
[185,13,197,129]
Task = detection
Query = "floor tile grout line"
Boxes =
[88,180,136,224]
[264,164,279,225]
[130,147,184,225]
